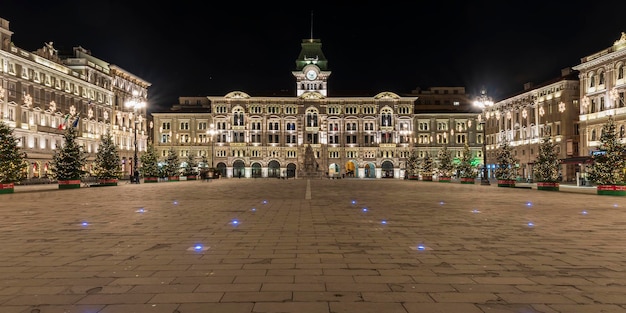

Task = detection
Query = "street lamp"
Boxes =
[474,90,493,186]
[206,124,217,169]
[125,95,146,184]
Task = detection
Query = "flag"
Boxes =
[71,114,80,128]
[57,114,70,130]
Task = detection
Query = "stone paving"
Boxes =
[0,179,625,313]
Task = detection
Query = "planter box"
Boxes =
[168,176,180,182]
[144,177,159,183]
[460,177,475,184]
[98,178,118,186]
[422,176,433,181]
[186,175,197,181]
[497,179,515,187]
[58,179,81,189]
[597,185,626,196]
[408,175,419,180]
[0,183,14,194]
[438,176,451,183]
[537,181,559,191]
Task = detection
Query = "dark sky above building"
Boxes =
[4,1,626,112]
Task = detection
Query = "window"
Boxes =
[380,108,393,127]
[418,122,429,131]
[161,122,171,130]
[306,109,318,127]
[286,122,296,131]
[179,122,189,130]
[233,108,245,126]
[198,122,207,130]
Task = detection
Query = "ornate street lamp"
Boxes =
[206,124,217,169]
[125,93,146,184]
[474,90,493,186]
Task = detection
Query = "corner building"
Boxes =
[0,17,150,180]
[152,37,485,179]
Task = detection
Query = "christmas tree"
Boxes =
[533,136,560,182]
[140,143,160,178]
[457,143,477,178]
[51,124,87,180]
[93,131,121,180]
[494,139,518,181]
[0,121,27,183]
[437,144,454,177]
[406,150,420,178]
[183,154,197,176]
[421,153,434,179]
[587,115,626,185]
[164,148,180,177]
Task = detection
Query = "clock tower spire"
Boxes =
[293,14,330,97]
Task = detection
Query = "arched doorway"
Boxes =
[328,163,340,178]
[381,160,394,178]
[286,163,296,178]
[233,160,245,178]
[251,162,262,178]
[345,160,357,178]
[216,162,227,178]
[364,163,376,178]
[268,160,280,178]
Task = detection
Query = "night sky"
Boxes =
[4,1,626,112]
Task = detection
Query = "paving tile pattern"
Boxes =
[0,179,625,313]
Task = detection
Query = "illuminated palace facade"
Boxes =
[0,17,150,179]
[573,33,626,179]
[151,38,485,179]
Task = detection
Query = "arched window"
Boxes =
[232,107,245,126]
[620,125,625,138]
[618,64,625,80]
[591,129,596,141]
[305,108,318,127]
[380,108,393,127]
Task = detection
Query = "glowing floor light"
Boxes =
[526,201,533,207]
[381,220,387,224]
[173,200,178,205]
[417,244,425,250]
[362,208,368,212]
[251,208,256,212]
[231,219,239,225]
[194,244,203,251]
[81,221,89,227]
[262,200,268,204]
[472,209,480,213]
[351,200,357,205]
[527,222,534,227]
[136,208,145,213]
[439,201,445,205]
[581,210,588,215]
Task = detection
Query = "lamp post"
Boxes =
[206,124,217,169]
[125,95,146,184]
[474,90,493,186]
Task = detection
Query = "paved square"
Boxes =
[1,179,625,313]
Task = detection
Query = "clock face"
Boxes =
[306,69,317,80]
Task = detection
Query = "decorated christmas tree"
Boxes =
[437,144,454,178]
[533,136,560,182]
[51,124,87,181]
[139,143,160,178]
[587,115,626,186]
[93,131,121,180]
[406,150,420,178]
[421,153,434,180]
[494,139,518,181]
[164,148,180,177]
[457,143,477,179]
[0,121,27,184]
[183,154,197,176]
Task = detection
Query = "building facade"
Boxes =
[0,17,149,180]
[573,32,626,182]
[480,68,581,183]
[151,38,485,179]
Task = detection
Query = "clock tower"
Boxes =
[293,38,331,97]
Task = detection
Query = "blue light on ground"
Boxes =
[251,208,256,212]
[362,208,368,212]
[136,208,145,213]
[194,244,203,251]
[526,201,533,207]
[439,201,445,205]
[582,210,588,215]
[231,219,239,226]
[173,200,178,205]
[381,220,387,224]
[527,222,534,227]
[472,209,480,213]
[351,200,357,205]
[263,200,268,204]
[81,221,88,227]
[417,244,425,250]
